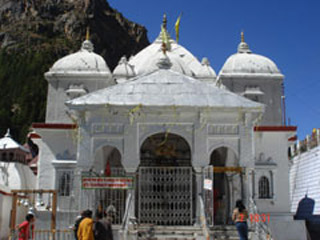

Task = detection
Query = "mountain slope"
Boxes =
[0,0,150,141]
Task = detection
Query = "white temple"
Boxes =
[31,16,307,239]
[0,130,36,240]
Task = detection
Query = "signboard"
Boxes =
[82,177,134,189]
[203,179,213,190]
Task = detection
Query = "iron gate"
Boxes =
[80,168,127,225]
[138,167,194,225]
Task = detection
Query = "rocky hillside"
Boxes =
[0,0,150,142]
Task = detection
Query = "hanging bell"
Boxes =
[23,200,29,207]
[36,193,45,207]
[46,193,51,211]
[28,206,35,215]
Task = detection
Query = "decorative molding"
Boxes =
[254,126,297,132]
[52,160,77,168]
[92,123,124,135]
[92,137,124,155]
[138,123,194,153]
[32,123,77,129]
[255,152,277,166]
[29,133,41,139]
[207,124,239,135]
[207,137,240,160]
[56,150,76,160]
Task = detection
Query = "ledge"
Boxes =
[254,126,297,132]
[32,123,77,130]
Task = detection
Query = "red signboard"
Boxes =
[81,177,134,189]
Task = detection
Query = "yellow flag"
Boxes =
[161,25,171,51]
[175,14,181,43]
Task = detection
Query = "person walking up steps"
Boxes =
[232,200,248,240]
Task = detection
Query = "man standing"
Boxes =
[77,210,94,240]
[74,211,85,240]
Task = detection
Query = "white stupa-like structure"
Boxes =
[0,130,36,240]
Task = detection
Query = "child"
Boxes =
[17,213,35,240]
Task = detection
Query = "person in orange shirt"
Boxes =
[77,210,94,240]
[232,200,248,240]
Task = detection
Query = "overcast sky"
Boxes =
[108,0,320,139]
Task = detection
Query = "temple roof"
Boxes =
[67,59,263,110]
[0,129,29,152]
[219,33,283,78]
[45,40,111,78]
[127,15,217,82]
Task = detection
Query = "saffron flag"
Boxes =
[175,14,181,43]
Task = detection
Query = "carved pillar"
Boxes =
[270,170,274,198]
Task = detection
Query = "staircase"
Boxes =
[139,225,201,240]
[211,225,249,240]
[119,194,257,240]
[125,225,252,240]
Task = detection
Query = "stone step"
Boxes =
[153,237,196,240]
[133,225,252,240]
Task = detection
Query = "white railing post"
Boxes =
[199,195,212,240]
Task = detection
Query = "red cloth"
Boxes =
[18,220,34,240]
[104,160,111,176]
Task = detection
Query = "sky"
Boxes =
[108,0,320,139]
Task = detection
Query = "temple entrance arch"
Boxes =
[137,132,195,225]
[209,146,241,225]
[93,145,124,176]
[81,145,126,224]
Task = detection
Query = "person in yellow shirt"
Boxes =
[77,210,94,240]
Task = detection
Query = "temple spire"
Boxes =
[5,129,10,137]
[81,26,94,52]
[86,27,90,41]
[160,13,171,53]
[162,13,167,30]
[238,31,251,53]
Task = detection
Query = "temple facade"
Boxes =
[31,17,304,239]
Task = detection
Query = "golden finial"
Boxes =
[162,13,167,30]
[241,31,244,43]
[86,27,90,41]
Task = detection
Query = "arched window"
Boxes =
[259,176,271,199]
[58,171,73,196]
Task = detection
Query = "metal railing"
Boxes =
[199,195,212,240]
[34,229,74,240]
[248,198,272,240]
[10,229,74,240]
[121,192,134,240]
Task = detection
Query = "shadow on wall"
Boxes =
[294,195,320,240]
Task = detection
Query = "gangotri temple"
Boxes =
[31,16,306,239]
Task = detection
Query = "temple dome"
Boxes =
[113,56,136,83]
[129,35,216,80]
[46,40,111,78]
[219,34,282,77]
[195,58,217,82]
